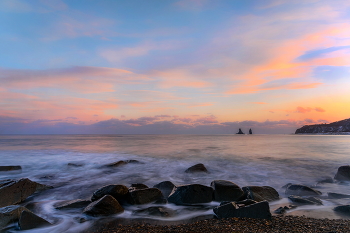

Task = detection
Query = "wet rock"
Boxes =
[168,184,213,205]
[0,166,22,172]
[153,181,176,198]
[83,195,124,216]
[67,163,84,167]
[129,183,149,191]
[328,192,350,199]
[0,178,52,208]
[334,205,350,215]
[103,160,142,168]
[129,188,164,205]
[274,207,287,214]
[236,199,258,206]
[132,206,176,217]
[54,199,91,210]
[211,180,244,202]
[19,210,51,230]
[213,201,271,219]
[242,186,280,202]
[288,195,322,205]
[285,184,322,196]
[317,176,334,184]
[185,163,208,173]
[0,205,29,229]
[91,185,129,203]
[334,165,350,181]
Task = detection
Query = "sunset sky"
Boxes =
[1,0,350,134]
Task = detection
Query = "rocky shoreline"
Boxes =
[1,163,350,232]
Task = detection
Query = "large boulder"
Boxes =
[91,185,129,202]
[54,199,91,210]
[211,180,244,202]
[285,184,322,196]
[334,165,350,181]
[0,166,22,172]
[19,210,51,230]
[153,181,176,198]
[83,195,124,216]
[0,178,52,208]
[288,195,322,205]
[185,164,208,173]
[129,183,149,191]
[242,186,279,202]
[213,201,271,219]
[168,184,213,205]
[0,205,30,229]
[129,188,164,204]
[334,205,350,215]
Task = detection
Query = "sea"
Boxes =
[1,134,350,232]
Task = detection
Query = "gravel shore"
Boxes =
[85,215,350,233]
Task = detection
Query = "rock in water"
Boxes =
[54,199,91,210]
[334,165,350,181]
[83,195,124,216]
[168,184,213,205]
[19,210,51,230]
[285,184,322,196]
[242,186,280,202]
[211,180,244,202]
[0,178,51,208]
[185,163,208,173]
[236,128,244,134]
[0,205,30,229]
[153,181,176,198]
[132,206,176,217]
[91,184,129,202]
[334,205,350,215]
[0,166,22,172]
[129,188,164,204]
[328,192,350,199]
[213,201,271,219]
[129,183,149,191]
[288,195,322,205]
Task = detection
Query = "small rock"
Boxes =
[168,184,213,205]
[317,176,334,184]
[54,199,91,210]
[213,201,271,219]
[288,195,322,205]
[185,164,208,173]
[274,207,286,214]
[0,205,30,229]
[211,180,244,202]
[67,163,84,167]
[334,165,350,181]
[0,166,22,172]
[242,186,280,202]
[153,181,176,198]
[285,184,322,196]
[328,192,350,199]
[83,195,124,216]
[334,205,350,215]
[91,185,129,202]
[132,206,176,217]
[19,210,51,230]
[103,160,142,168]
[129,188,164,205]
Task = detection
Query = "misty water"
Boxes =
[1,134,350,232]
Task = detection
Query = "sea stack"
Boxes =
[249,129,252,134]
[236,128,244,134]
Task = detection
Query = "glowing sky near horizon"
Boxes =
[0,0,350,134]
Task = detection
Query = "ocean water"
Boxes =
[1,134,350,232]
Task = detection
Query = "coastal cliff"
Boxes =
[295,118,350,134]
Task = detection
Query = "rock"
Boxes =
[0,205,29,229]
[213,201,271,219]
[19,210,51,230]
[132,206,176,217]
[316,176,334,184]
[328,192,350,199]
[83,195,124,216]
[274,207,287,214]
[334,165,350,181]
[285,184,322,196]
[168,184,213,205]
[236,199,258,206]
[153,181,176,198]
[242,186,280,202]
[295,118,350,134]
[185,163,208,173]
[334,205,350,215]
[211,180,244,202]
[129,188,164,205]
[54,199,91,210]
[129,183,149,191]
[0,166,22,172]
[0,178,52,208]
[103,160,142,168]
[288,195,322,205]
[67,163,84,167]
[91,185,129,202]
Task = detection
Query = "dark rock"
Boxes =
[213,201,271,219]
[129,183,149,191]
[236,199,258,206]
[54,199,91,210]
[334,165,350,181]
[132,206,176,217]
[83,195,124,216]
[242,186,279,202]
[0,178,52,208]
[67,163,84,167]
[153,181,176,198]
[0,205,29,229]
[334,205,350,215]
[316,176,334,184]
[185,164,208,173]
[328,192,350,199]
[0,166,22,172]
[103,160,142,168]
[91,185,129,202]
[288,195,322,205]
[211,180,244,202]
[285,184,322,196]
[295,118,350,134]
[274,207,286,214]
[168,184,213,205]
[129,188,164,205]
[282,183,293,189]
[236,128,244,134]
[19,210,51,230]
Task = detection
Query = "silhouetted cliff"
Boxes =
[295,118,350,134]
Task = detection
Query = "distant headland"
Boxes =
[295,118,350,134]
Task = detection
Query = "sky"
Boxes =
[0,0,350,134]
